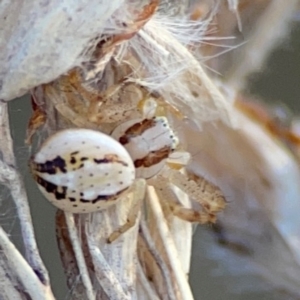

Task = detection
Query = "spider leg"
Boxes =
[166,150,191,170]
[162,169,226,215]
[44,85,98,129]
[89,83,144,123]
[107,179,146,243]
[171,203,216,223]
[150,176,216,223]
[26,97,47,144]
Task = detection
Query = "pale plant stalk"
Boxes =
[136,261,161,300]
[64,212,96,300]
[0,226,54,300]
[144,186,194,300]
[0,102,54,298]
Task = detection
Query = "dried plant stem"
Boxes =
[145,186,194,300]
[64,212,95,300]
[136,261,161,300]
[0,102,50,286]
[9,172,48,278]
[56,181,145,298]
[0,261,22,300]
[0,226,54,299]
[86,238,131,300]
[140,219,178,300]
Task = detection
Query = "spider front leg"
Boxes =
[107,179,146,243]
[86,83,123,123]
[163,167,226,215]
[26,94,47,145]
[150,175,216,223]
[87,83,150,124]
[43,84,98,129]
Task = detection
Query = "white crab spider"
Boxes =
[31,98,225,241]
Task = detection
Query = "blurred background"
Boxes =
[189,18,300,300]
[4,4,300,300]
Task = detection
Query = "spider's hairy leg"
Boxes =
[86,83,123,122]
[88,83,148,124]
[150,175,216,223]
[166,150,191,170]
[107,179,146,243]
[141,90,185,120]
[164,169,226,215]
[68,69,105,115]
[44,85,97,129]
[26,95,47,144]
[138,97,158,119]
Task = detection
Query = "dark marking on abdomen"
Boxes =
[94,158,111,164]
[32,156,67,174]
[91,187,129,204]
[94,154,128,167]
[35,175,67,200]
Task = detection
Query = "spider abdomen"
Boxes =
[30,128,135,213]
